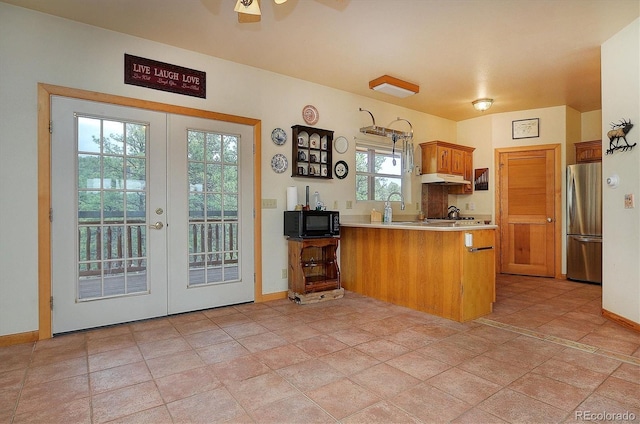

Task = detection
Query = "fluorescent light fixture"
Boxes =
[472,98,493,111]
[234,0,261,15]
[369,75,419,98]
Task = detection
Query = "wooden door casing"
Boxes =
[495,144,561,278]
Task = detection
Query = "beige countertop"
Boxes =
[340,220,498,231]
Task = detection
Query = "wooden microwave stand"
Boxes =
[287,237,343,304]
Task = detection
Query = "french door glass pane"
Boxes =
[187,129,240,286]
[77,115,149,300]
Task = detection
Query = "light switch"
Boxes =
[261,198,277,209]
[624,194,635,209]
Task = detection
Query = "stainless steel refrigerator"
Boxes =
[567,163,602,284]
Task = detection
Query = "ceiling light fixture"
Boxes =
[472,98,493,112]
[234,0,261,16]
[369,75,419,98]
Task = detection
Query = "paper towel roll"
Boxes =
[286,186,298,211]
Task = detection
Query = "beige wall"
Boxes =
[601,18,640,324]
[456,106,574,215]
[582,110,603,141]
[455,106,576,274]
[0,4,456,337]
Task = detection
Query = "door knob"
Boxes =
[150,221,164,230]
[547,217,553,223]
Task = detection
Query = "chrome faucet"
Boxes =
[387,191,405,210]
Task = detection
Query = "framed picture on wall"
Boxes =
[474,168,489,191]
[512,118,539,139]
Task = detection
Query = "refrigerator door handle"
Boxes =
[573,236,602,243]
[567,171,576,228]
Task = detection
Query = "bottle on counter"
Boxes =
[383,201,392,223]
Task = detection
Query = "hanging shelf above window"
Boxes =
[358,108,415,173]
[358,108,413,140]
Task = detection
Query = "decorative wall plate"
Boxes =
[271,128,287,145]
[302,105,319,125]
[334,136,348,154]
[334,160,348,179]
[271,153,288,173]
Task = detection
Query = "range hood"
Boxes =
[421,173,470,185]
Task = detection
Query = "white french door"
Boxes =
[167,115,254,314]
[51,97,254,333]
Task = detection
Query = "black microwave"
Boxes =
[284,210,340,238]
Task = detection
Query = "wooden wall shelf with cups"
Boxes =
[291,125,334,179]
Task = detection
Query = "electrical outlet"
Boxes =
[624,194,635,209]
[281,268,287,279]
[415,202,419,210]
[261,198,277,209]
[469,202,475,211]
[346,200,353,209]
[333,200,338,209]
[465,203,469,210]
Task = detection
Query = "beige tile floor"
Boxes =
[1,274,639,423]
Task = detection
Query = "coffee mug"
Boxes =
[310,154,317,163]
[298,151,306,161]
[298,166,305,175]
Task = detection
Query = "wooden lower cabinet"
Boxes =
[340,227,495,322]
[288,237,340,295]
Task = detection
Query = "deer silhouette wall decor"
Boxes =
[606,119,636,154]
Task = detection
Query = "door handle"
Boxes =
[150,221,164,230]
[467,246,494,252]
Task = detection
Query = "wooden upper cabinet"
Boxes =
[437,145,452,173]
[575,140,602,163]
[421,142,449,174]
[451,149,465,175]
[421,141,473,176]
[421,141,475,195]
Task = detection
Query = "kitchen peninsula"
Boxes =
[340,221,497,322]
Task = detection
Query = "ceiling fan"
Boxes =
[234,0,287,23]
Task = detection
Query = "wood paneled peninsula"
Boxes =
[339,222,497,322]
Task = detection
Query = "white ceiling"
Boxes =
[4,0,639,121]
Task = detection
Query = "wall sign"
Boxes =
[124,54,206,98]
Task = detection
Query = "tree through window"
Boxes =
[355,143,402,201]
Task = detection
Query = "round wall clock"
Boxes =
[334,160,348,179]
[302,105,319,125]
